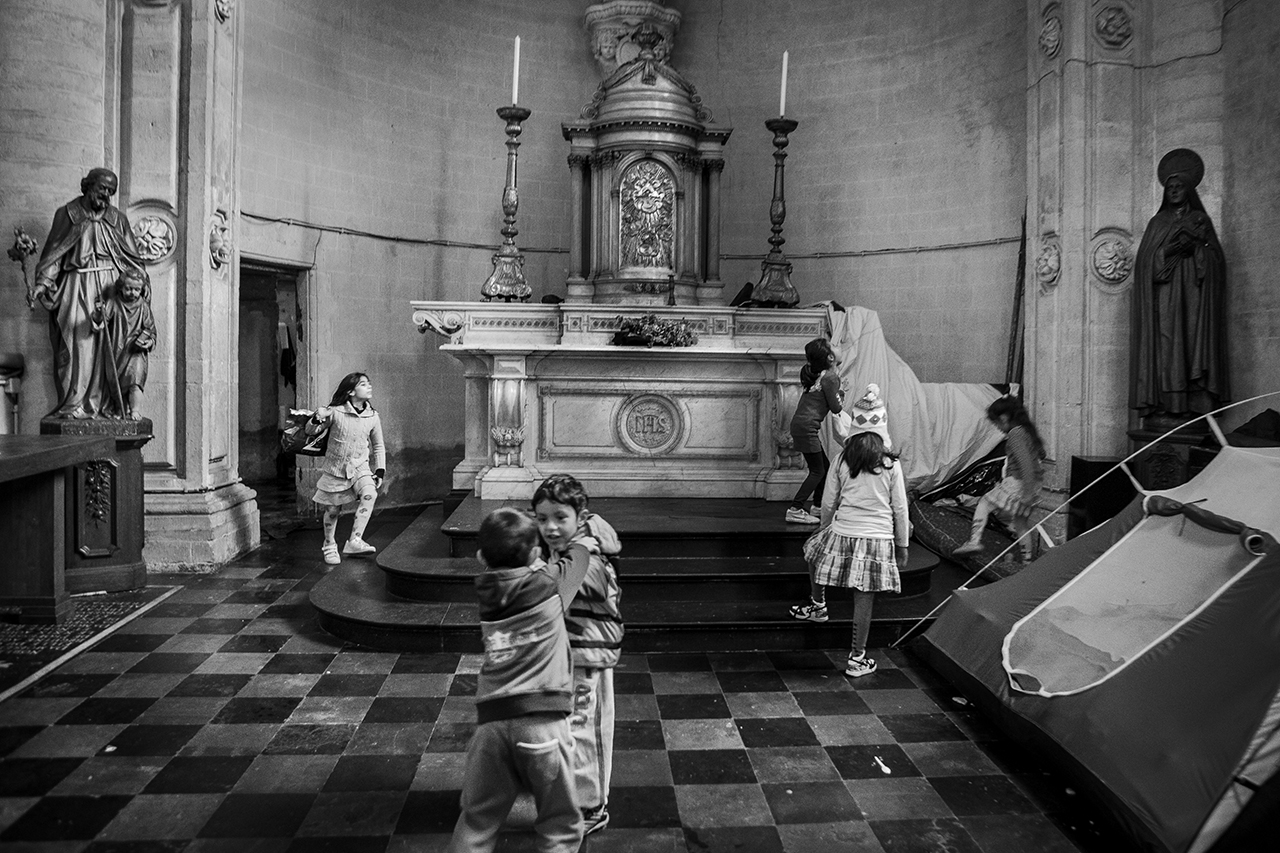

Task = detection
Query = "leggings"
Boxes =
[322,481,379,545]
[792,450,829,509]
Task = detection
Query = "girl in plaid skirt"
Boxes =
[789,401,909,677]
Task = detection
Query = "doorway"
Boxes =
[238,262,304,525]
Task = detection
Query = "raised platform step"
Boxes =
[311,500,956,653]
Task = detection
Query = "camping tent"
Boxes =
[916,444,1280,853]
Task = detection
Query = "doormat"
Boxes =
[0,585,180,702]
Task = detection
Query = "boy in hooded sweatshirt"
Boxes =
[447,507,597,853]
[531,474,623,837]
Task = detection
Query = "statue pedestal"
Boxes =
[413,302,830,501]
[40,418,152,593]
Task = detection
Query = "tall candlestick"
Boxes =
[511,37,521,104]
[779,50,788,117]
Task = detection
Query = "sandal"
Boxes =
[321,543,340,565]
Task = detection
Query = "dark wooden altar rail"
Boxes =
[0,434,115,623]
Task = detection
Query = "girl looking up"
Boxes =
[787,338,844,524]
[310,372,386,566]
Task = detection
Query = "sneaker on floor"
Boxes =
[789,600,829,623]
[343,537,377,556]
[845,654,877,678]
[785,507,821,524]
[321,543,341,565]
[582,805,609,836]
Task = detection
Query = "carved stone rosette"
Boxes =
[1095,6,1134,50]
[414,307,467,341]
[1039,18,1062,58]
[1089,229,1134,293]
[132,215,176,263]
[208,209,231,270]
[1035,238,1062,292]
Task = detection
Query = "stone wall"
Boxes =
[239,0,1029,502]
[1222,0,1280,427]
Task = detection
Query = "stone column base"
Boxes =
[144,482,260,570]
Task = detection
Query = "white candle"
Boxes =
[780,50,788,116]
[512,36,521,104]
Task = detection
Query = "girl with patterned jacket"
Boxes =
[308,372,386,566]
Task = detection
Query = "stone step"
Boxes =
[309,501,958,654]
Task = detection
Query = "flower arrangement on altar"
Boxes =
[611,314,699,348]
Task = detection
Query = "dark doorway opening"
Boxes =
[238,262,303,524]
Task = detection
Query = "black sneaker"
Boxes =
[582,805,609,835]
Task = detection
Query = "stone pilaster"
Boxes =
[1025,0,1142,489]
[114,0,257,567]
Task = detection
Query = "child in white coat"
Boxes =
[309,372,385,565]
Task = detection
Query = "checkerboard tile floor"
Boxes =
[0,511,1133,852]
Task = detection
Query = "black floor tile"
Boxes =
[879,713,968,743]
[322,754,420,791]
[848,668,918,690]
[170,673,255,698]
[648,653,712,672]
[224,589,287,605]
[127,653,213,674]
[396,789,461,833]
[736,717,819,748]
[825,744,921,779]
[146,602,216,618]
[21,673,118,697]
[259,654,337,674]
[0,757,86,796]
[83,840,191,853]
[219,634,292,654]
[98,724,203,756]
[869,817,984,853]
[615,720,666,750]
[610,786,682,828]
[181,618,255,635]
[56,697,157,725]
[668,749,756,785]
[308,674,387,697]
[0,725,45,757]
[792,691,873,716]
[261,724,356,755]
[425,722,475,753]
[198,792,317,837]
[656,694,731,719]
[682,825,784,852]
[91,633,172,653]
[768,650,838,671]
[0,794,132,840]
[715,670,789,693]
[761,780,862,824]
[212,696,302,724]
[931,775,1039,816]
[390,652,460,673]
[142,755,255,793]
[447,674,478,696]
[614,672,655,694]
[361,696,443,724]
[284,837,389,853]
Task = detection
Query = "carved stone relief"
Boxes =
[132,215,175,263]
[1089,229,1134,292]
[584,0,681,74]
[214,0,234,24]
[1035,238,1062,291]
[1039,16,1063,59]
[208,209,231,270]
[616,393,682,455]
[1095,6,1134,50]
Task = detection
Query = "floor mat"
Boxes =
[0,585,179,701]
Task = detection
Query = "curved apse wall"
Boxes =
[240,0,1027,499]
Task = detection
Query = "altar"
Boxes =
[413,302,829,500]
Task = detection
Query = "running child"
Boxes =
[309,371,385,565]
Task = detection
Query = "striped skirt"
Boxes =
[985,476,1035,519]
[802,527,901,593]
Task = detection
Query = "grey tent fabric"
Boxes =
[917,446,1280,853]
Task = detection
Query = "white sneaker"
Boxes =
[343,537,377,556]
[785,507,820,524]
[845,654,877,678]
